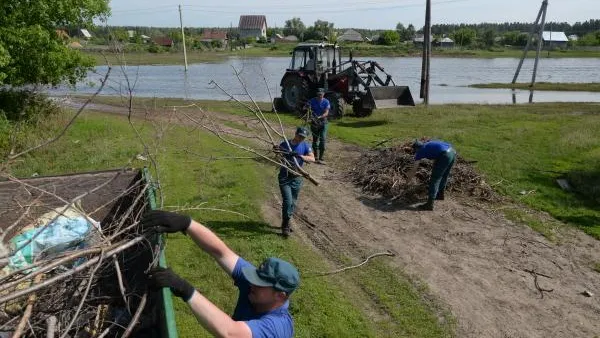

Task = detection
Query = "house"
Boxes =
[152,37,174,48]
[201,29,228,47]
[413,34,433,47]
[337,29,363,42]
[568,34,579,41]
[238,15,267,40]
[439,37,455,48]
[140,35,151,43]
[79,29,92,40]
[542,31,569,48]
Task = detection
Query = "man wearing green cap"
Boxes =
[407,139,456,211]
[306,88,330,164]
[142,210,300,338]
[275,127,315,237]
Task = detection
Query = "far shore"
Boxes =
[83,46,600,66]
[470,82,600,92]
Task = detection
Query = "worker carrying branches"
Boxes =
[407,139,456,211]
[143,210,300,338]
[305,88,330,164]
[274,127,315,237]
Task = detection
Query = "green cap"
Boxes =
[242,257,300,294]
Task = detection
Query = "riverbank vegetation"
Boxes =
[470,82,600,92]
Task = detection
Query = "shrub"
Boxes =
[0,89,60,123]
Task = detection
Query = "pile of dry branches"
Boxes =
[349,141,499,203]
[0,170,159,338]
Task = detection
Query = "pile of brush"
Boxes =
[349,140,498,204]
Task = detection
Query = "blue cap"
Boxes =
[412,139,424,150]
[241,257,300,294]
[296,126,309,138]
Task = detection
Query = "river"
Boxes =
[51,57,600,104]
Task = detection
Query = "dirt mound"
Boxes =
[349,141,498,203]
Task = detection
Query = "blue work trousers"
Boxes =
[279,173,304,222]
[429,149,456,201]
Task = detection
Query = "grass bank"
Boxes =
[470,82,600,92]
[3,108,452,337]
[88,96,600,240]
[84,45,600,65]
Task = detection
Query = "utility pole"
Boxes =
[420,0,432,105]
[179,4,188,71]
[531,1,548,87]
[512,0,548,84]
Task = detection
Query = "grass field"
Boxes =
[84,44,600,66]
[2,109,453,337]
[470,82,600,92]
[87,96,600,240]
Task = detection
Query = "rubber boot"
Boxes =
[436,191,445,201]
[281,219,291,238]
[417,199,434,211]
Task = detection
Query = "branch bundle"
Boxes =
[349,141,499,203]
[0,170,160,337]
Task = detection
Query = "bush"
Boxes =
[0,89,60,123]
[147,44,165,53]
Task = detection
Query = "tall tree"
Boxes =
[0,0,110,86]
[283,17,306,37]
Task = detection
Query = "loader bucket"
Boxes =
[365,86,416,109]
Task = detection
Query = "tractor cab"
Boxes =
[288,43,341,81]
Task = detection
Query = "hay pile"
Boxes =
[349,141,498,203]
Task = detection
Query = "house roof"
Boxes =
[284,35,298,41]
[337,29,363,42]
[153,37,174,46]
[80,29,92,38]
[239,15,267,30]
[201,29,227,40]
[542,31,568,42]
[440,37,454,43]
[413,34,433,42]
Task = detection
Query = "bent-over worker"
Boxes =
[407,139,456,211]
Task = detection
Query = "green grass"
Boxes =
[88,97,600,239]
[85,45,600,65]
[4,109,452,337]
[470,82,600,92]
[592,262,600,274]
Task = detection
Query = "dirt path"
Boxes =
[261,139,600,338]
[65,98,600,337]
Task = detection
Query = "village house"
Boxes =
[200,29,228,47]
[238,15,267,40]
[152,37,174,48]
[337,29,363,43]
[542,31,569,49]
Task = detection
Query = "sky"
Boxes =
[106,0,600,29]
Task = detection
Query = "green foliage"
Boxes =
[147,44,166,53]
[0,89,60,122]
[210,40,224,49]
[283,17,306,38]
[304,20,334,41]
[378,30,400,45]
[396,23,416,42]
[0,0,109,86]
[481,29,496,47]
[577,31,600,46]
[502,31,528,46]
[452,28,477,46]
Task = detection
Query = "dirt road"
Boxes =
[261,139,600,338]
[67,97,600,337]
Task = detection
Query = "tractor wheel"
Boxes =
[325,93,344,120]
[352,99,373,117]
[281,76,309,114]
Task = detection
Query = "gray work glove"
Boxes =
[141,210,191,234]
[148,267,195,302]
